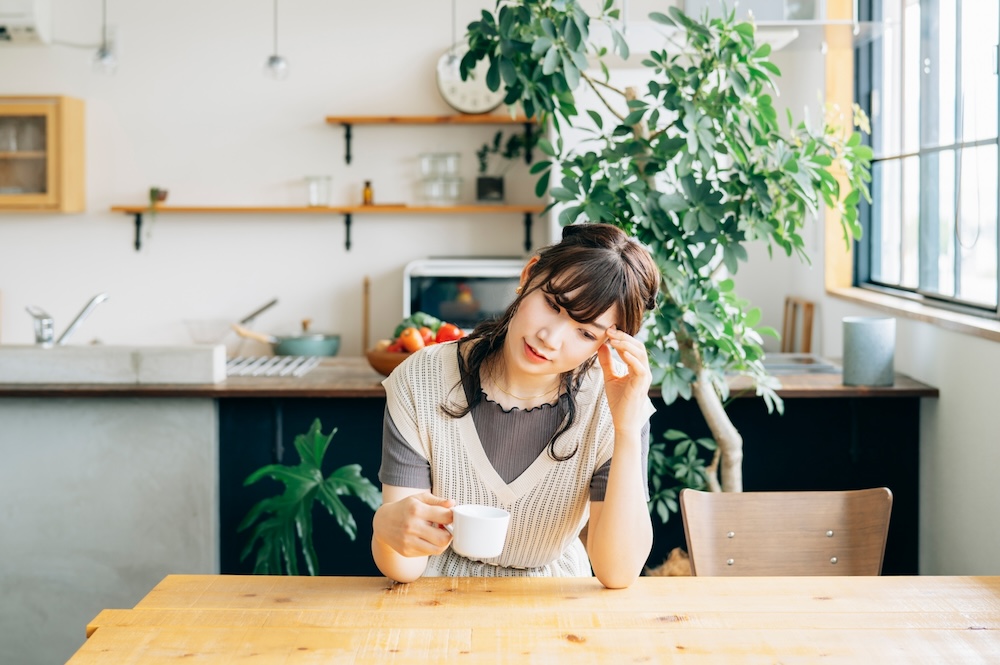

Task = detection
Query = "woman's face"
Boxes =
[503,283,618,378]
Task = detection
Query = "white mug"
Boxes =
[444,504,510,559]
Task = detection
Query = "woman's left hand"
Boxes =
[596,326,651,432]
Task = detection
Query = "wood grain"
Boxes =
[69,575,1000,663]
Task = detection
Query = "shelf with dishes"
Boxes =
[109,203,546,252]
[324,114,538,164]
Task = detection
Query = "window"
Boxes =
[856,0,1000,317]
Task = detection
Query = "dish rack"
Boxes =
[226,356,320,378]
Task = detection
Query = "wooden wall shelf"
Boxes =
[110,204,546,252]
[323,114,538,164]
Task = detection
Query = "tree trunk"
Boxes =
[691,369,743,492]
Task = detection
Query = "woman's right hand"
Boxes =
[372,488,455,558]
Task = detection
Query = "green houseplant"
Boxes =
[475,129,535,201]
[238,419,382,575]
[461,2,872,503]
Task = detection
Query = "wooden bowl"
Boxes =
[366,348,411,376]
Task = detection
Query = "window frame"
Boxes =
[844,0,1000,334]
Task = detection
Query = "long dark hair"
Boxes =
[444,223,660,460]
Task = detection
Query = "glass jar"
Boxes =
[420,177,462,205]
[305,175,332,207]
[419,152,461,179]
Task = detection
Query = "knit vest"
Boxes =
[383,342,617,577]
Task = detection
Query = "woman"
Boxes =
[371,223,660,588]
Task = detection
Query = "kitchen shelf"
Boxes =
[110,203,546,252]
[324,114,538,164]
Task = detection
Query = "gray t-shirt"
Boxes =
[379,391,651,502]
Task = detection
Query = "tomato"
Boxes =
[419,326,435,346]
[385,340,405,353]
[397,327,425,353]
[435,322,465,343]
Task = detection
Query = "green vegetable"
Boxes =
[393,311,441,339]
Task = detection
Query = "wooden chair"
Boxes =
[781,296,815,353]
[679,488,893,576]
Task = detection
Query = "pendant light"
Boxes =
[92,0,117,75]
[264,0,289,80]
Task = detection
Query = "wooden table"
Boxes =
[68,574,999,663]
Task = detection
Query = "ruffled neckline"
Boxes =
[480,390,565,414]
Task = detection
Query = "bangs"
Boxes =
[539,259,640,333]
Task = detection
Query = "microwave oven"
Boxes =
[403,258,524,332]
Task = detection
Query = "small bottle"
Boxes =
[362,180,374,205]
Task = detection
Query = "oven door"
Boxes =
[404,259,524,332]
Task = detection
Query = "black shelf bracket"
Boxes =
[523,212,533,252]
[523,122,534,164]
[344,213,352,251]
[133,212,143,251]
[341,123,353,165]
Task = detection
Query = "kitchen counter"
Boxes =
[0,356,940,398]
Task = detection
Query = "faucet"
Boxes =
[25,293,110,346]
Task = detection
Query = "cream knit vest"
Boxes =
[383,342,617,577]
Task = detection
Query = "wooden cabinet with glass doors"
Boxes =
[0,96,84,212]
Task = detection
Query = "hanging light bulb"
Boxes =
[264,0,289,80]
[92,0,117,75]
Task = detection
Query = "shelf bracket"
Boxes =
[523,213,533,252]
[133,212,143,251]
[344,213,352,251]
[523,122,534,164]
[341,123,353,165]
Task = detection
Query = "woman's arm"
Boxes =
[587,326,654,588]
[586,429,653,588]
[371,484,454,583]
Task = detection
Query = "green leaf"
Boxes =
[542,46,560,75]
[649,12,674,26]
[238,420,382,576]
[535,169,551,197]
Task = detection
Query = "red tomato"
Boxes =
[385,340,405,353]
[419,326,435,346]
[435,322,465,343]
[397,327,425,353]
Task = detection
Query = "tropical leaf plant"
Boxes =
[238,418,383,575]
[462,2,872,497]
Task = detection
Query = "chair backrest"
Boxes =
[680,488,893,576]
[781,296,815,353]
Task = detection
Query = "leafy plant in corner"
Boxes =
[463,2,872,505]
[238,418,383,575]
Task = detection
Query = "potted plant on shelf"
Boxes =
[462,3,872,508]
[475,129,535,203]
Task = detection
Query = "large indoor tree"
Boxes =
[461,2,872,498]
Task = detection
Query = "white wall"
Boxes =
[0,0,541,353]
